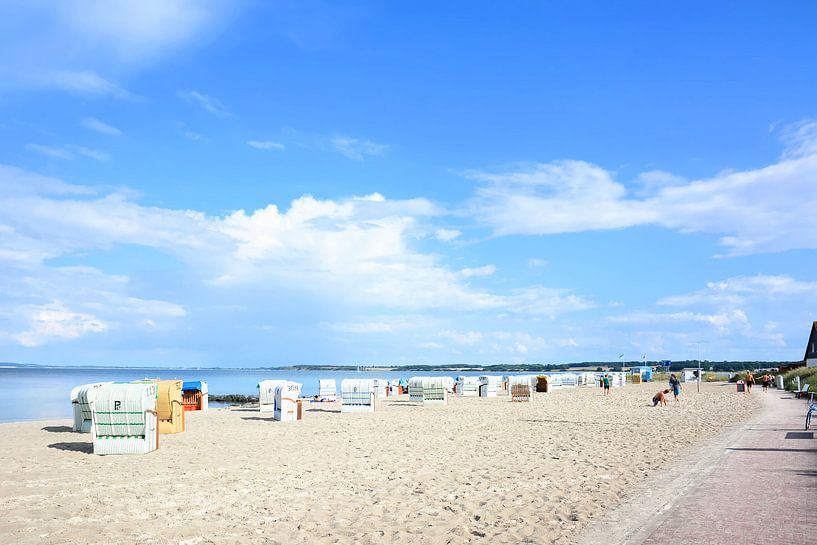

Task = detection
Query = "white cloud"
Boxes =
[0,165,593,325]
[659,275,817,307]
[526,258,548,268]
[633,170,687,196]
[0,165,94,199]
[465,123,817,256]
[324,316,420,334]
[26,144,73,160]
[434,228,461,241]
[438,330,484,346]
[0,2,243,94]
[327,322,397,334]
[178,90,230,116]
[0,263,186,347]
[779,119,817,159]
[80,117,122,136]
[14,302,107,347]
[434,329,550,356]
[604,273,817,357]
[27,144,110,161]
[608,309,751,335]
[45,70,132,98]
[247,140,285,151]
[762,322,787,348]
[501,286,595,316]
[459,265,496,278]
[465,160,653,235]
[67,145,110,161]
[183,131,205,141]
[330,135,387,161]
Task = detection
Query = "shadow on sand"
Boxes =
[41,425,73,433]
[48,442,93,454]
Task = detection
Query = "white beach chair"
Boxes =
[457,376,480,397]
[91,383,159,455]
[70,382,110,433]
[478,375,501,397]
[258,380,288,412]
[408,377,425,403]
[421,377,449,406]
[341,379,376,413]
[318,379,337,402]
[274,382,302,421]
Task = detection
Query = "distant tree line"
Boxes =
[290,360,799,372]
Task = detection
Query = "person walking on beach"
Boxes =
[745,371,755,393]
[761,374,771,392]
[602,374,611,396]
[668,373,681,401]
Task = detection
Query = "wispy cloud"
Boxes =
[602,273,817,356]
[178,90,230,117]
[0,2,244,94]
[323,316,422,334]
[80,117,122,136]
[658,275,817,307]
[67,145,110,161]
[465,120,817,256]
[47,70,132,98]
[247,140,285,151]
[26,144,73,160]
[27,143,109,161]
[607,309,751,335]
[183,131,205,141]
[330,135,387,161]
[15,302,107,347]
[435,228,461,242]
[459,265,496,278]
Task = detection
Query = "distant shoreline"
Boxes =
[0,361,795,372]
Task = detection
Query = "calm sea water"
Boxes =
[0,367,515,423]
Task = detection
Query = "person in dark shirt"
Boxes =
[669,374,681,401]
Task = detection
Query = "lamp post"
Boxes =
[689,341,707,393]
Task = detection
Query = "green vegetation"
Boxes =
[782,366,817,392]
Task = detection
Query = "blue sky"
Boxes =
[1,1,816,366]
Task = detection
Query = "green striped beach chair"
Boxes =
[91,383,159,455]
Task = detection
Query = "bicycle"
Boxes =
[806,392,816,431]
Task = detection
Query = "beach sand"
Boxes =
[0,382,760,545]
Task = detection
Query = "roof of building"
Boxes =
[805,321,817,361]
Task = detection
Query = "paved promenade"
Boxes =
[639,389,816,545]
[579,386,817,545]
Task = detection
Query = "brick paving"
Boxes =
[639,390,817,545]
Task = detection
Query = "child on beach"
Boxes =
[652,389,670,406]
[603,374,610,395]
[669,374,681,401]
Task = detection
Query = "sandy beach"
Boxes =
[0,383,760,545]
